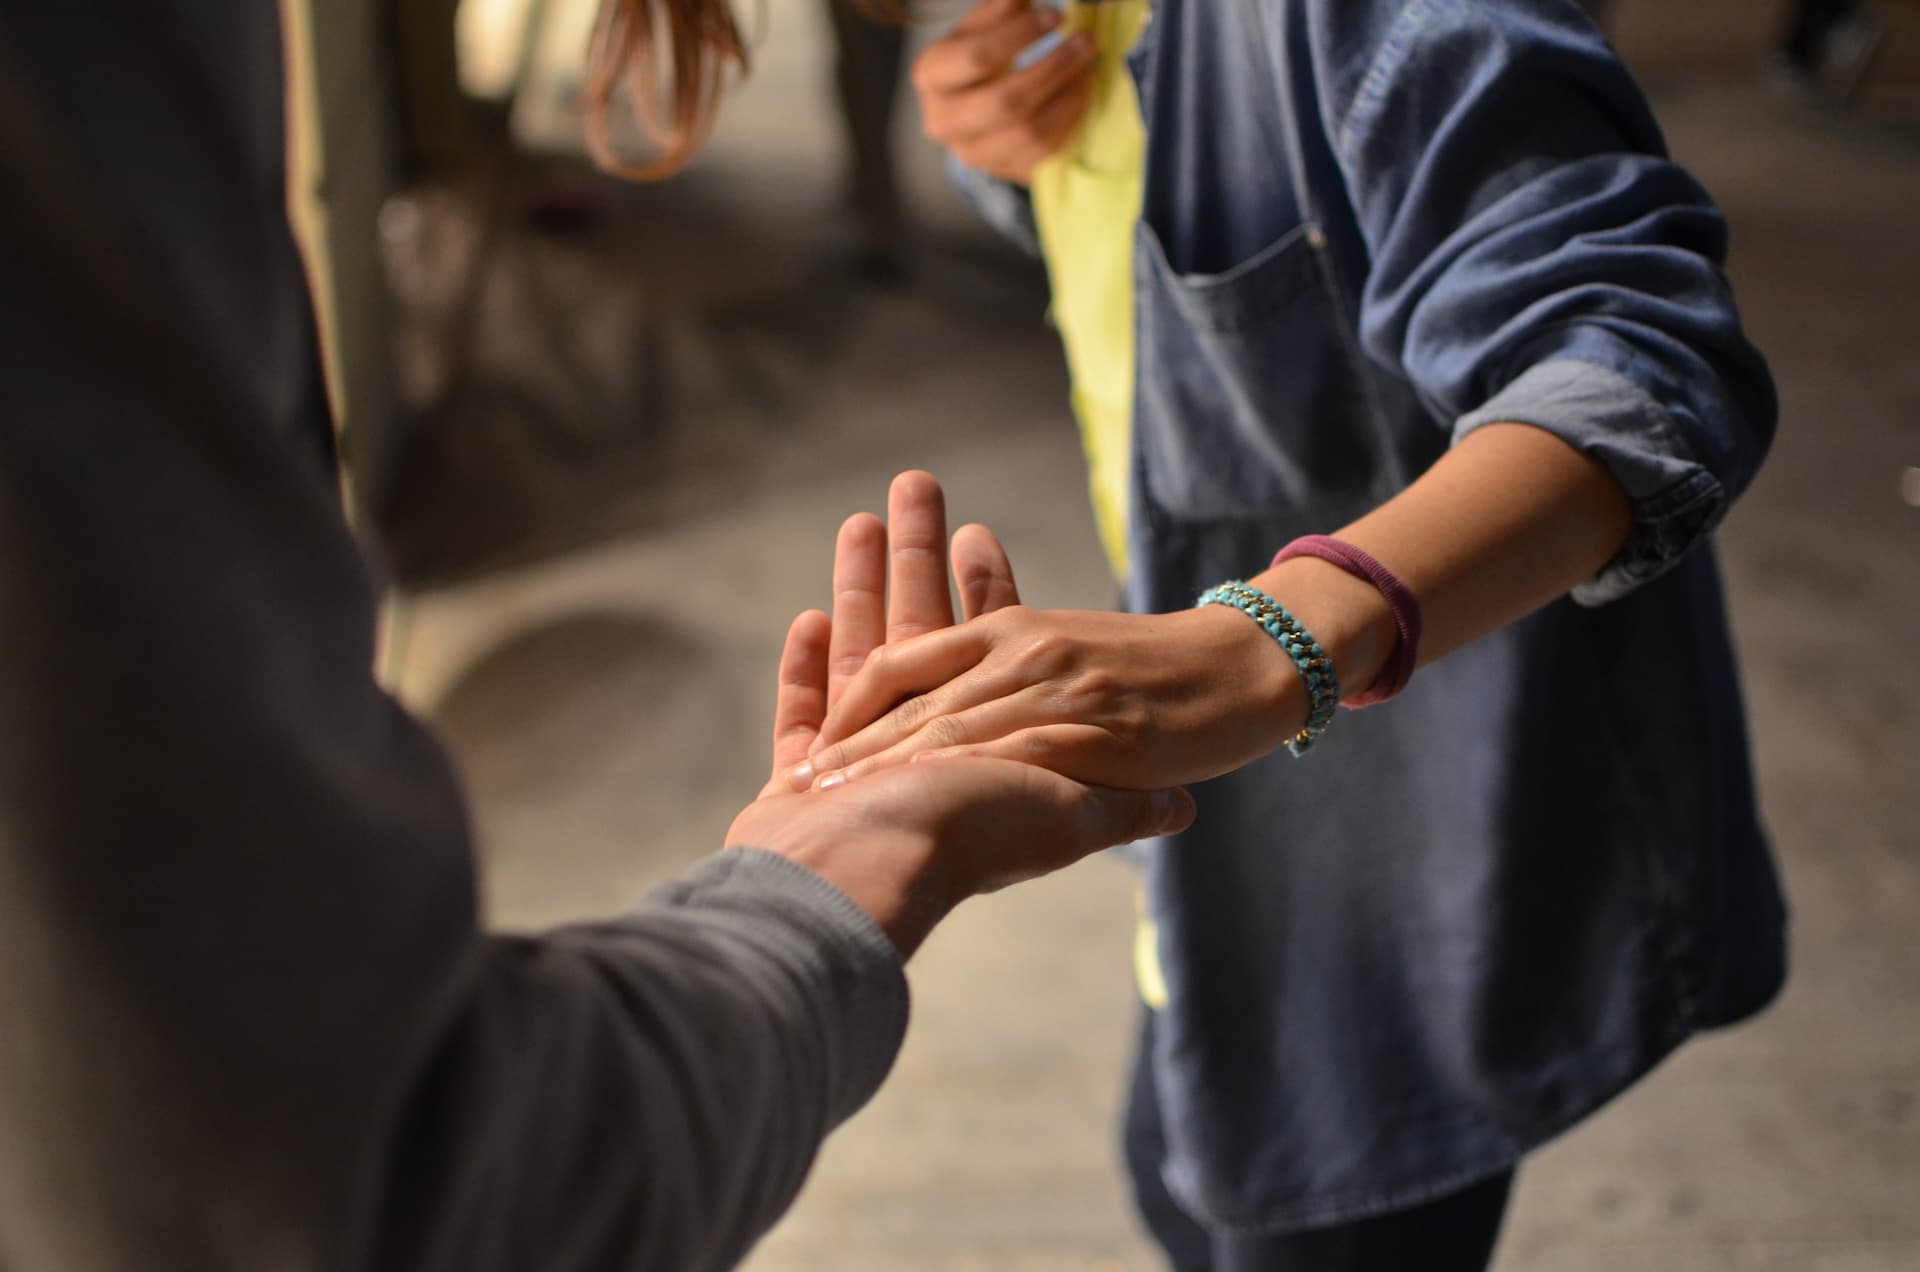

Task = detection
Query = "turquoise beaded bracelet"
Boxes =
[1196,580,1341,756]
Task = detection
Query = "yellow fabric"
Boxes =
[1132,888,1170,1010]
[1029,0,1150,582]
[1029,3,1165,1009]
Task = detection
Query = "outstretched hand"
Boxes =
[789,602,1303,793]
[755,470,1022,798]
[736,471,1193,958]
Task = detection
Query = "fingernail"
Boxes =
[785,762,813,791]
[1012,28,1066,71]
[1070,33,1096,57]
[818,771,847,791]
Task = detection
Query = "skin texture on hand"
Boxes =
[795,603,1303,793]
[733,472,1194,958]
[731,760,1192,959]
[913,0,1097,185]
[798,426,1633,793]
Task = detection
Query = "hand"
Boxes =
[740,471,1192,957]
[793,603,1312,793]
[755,470,1022,799]
[732,759,1193,958]
[912,0,1098,186]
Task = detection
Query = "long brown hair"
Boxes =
[582,0,752,180]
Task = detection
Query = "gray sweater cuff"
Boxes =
[642,848,910,1125]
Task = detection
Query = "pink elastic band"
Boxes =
[1270,536,1422,708]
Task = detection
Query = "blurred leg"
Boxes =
[388,0,468,179]
[824,0,907,272]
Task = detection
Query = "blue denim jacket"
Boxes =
[956,0,1786,1235]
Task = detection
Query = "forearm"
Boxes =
[373,853,907,1272]
[1242,422,1633,708]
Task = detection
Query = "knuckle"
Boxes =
[1015,115,1052,150]
[1073,665,1118,704]
[1013,629,1069,675]
[925,714,969,750]
[1105,700,1150,748]
[893,692,935,729]
[957,44,994,80]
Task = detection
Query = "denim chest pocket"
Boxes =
[1133,219,1387,526]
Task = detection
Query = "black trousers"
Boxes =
[1122,1012,1514,1272]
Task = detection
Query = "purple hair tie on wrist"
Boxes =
[1271,536,1422,708]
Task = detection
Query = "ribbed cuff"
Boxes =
[662,848,911,1124]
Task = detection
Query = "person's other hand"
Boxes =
[733,757,1192,957]
[912,0,1098,185]
[793,602,1311,793]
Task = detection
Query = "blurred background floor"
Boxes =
[371,0,1920,1267]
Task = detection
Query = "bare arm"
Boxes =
[1234,422,1635,714]
[797,434,1630,791]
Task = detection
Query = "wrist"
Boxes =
[1247,557,1398,705]
[775,836,951,959]
[1177,602,1313,755]
[729,803,951,958]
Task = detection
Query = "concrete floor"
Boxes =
[377,1,1920,1267]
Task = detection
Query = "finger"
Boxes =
[790,625,993,789]
[762,610,832,796]
[951,523,1021,619]
[1073,784,1197,851]
[814,689,1063,789]
[923,33,1096,144]
[949,71,1095,183]
[827,512,887,711]
[916,4,1064,94]
[812,622,994,751]
[886,470,955,641]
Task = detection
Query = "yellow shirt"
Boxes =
[1029,0,1150,582]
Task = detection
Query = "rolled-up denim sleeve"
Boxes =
[945,152,1044,258]
[1313,0,1777,604]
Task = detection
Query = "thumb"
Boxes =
[1074,784,1196,850]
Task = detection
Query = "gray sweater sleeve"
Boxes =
[370,852,909,1272]
[0,5,905,1271]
